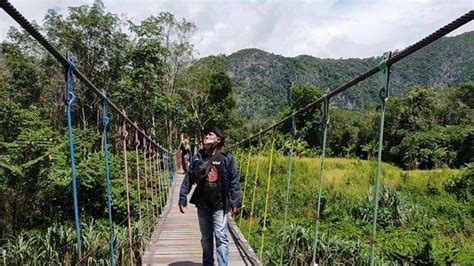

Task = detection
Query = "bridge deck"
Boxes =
[142,173,255,265]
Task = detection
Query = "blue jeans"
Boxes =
[197,206,229,266]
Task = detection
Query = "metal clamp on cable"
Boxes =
[323,91,330,126]
[102,90,110,129]
[143,137,147,153]
[378,51,392,101]
[148,144,153,156]
[64,52,76,105]
[134,122,141,148]
[121,109,129,140]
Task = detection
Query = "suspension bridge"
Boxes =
[1,0,472,265]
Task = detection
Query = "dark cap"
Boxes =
[204,126,225,141]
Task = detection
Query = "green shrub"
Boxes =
[443,163,474,202]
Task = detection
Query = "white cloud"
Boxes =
[1,0,472,59]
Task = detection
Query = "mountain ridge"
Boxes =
[218,31,474,119]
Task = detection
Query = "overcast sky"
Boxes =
[1,0,473,59]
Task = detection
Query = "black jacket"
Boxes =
[178,147,241,211]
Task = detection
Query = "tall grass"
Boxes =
[234,152,472,265]
[0,216,156,265]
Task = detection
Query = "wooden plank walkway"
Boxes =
[142,173,257,265]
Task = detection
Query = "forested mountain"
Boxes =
[223,31,474,118]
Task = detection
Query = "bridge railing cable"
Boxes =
[101,90,116,266]
[120,111,134,265]
[70,90,172,265]
[64,50,82,260]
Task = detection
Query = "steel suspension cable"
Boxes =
[370,52,392,266]
[158,151,165,211]
[155,151,165,213]
[162,152,168,208]
[153,148,163,212]
[153,148,162,214]
[150,148,156,213]
[247,132,264,241]
[160,152,169,202]
[148,145,156,219]
[155,151,161,213]
[158,152,165,210]
[142,138,150,220]
[159,152,165,204]
[156,151,165,208]
[311,96,331,265]
[101,89,115,266]
[133,125,143,253]
[259,128,276,261]
[147,145,156,220]
[239,140,253,229]
[163,152,169,204]
[280,112,296,266]
[63,51,82,260]
[121,111,133,265]
[150,149,161,219]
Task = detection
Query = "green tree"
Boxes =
[435,83,473,126]
[277,84,323,148]
[43,0,131,129]
[147,12,197,148]
[179,55,242,140]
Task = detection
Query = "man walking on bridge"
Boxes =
[178,126,241,266]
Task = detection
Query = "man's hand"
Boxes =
[230,207,240,215]
[179,205,186,214]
